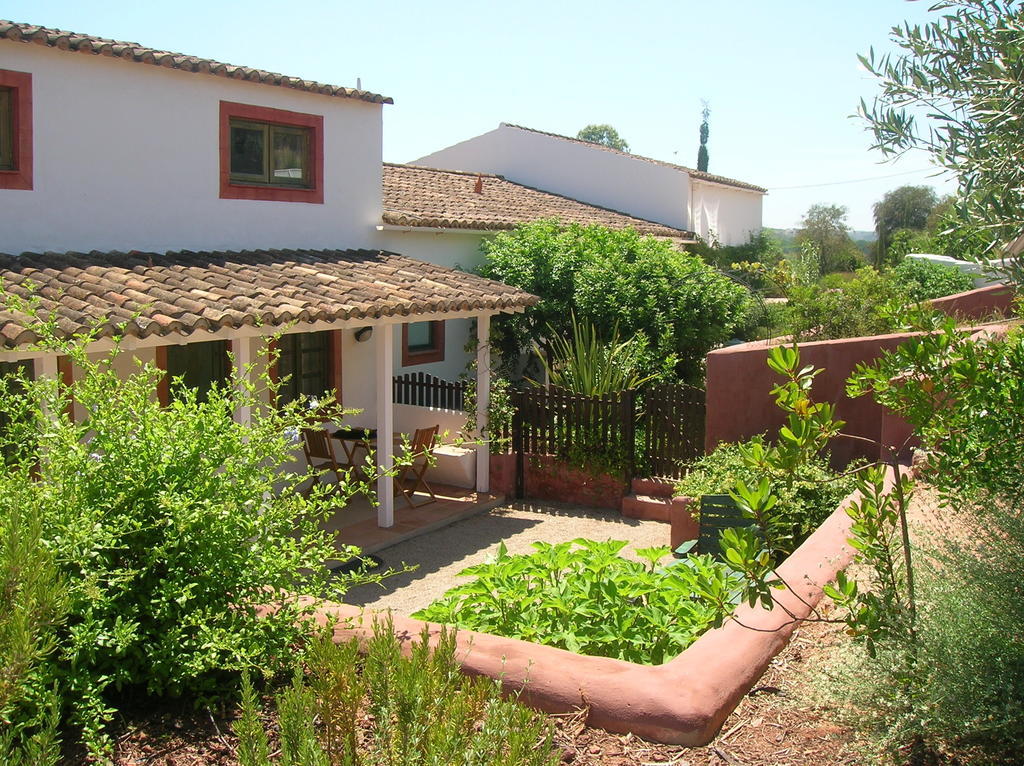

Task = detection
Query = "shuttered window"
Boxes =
[276,331,332,406]
[166,341,230,403]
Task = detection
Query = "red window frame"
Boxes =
[219,101,324,204]
[0,69,33,191]
[402,320,445,366]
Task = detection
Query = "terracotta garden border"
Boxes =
[283,467,909,746]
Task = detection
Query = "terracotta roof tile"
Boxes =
[0,249,536,349]
[0,20,392,105]
[500,123,767,194]
[383,163,695,239]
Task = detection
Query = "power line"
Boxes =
[767,166,945,191]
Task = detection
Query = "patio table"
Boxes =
[330,427,377,471]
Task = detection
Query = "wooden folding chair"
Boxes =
[395,425,439,509]
[301,427,346,494]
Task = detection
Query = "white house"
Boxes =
[413,122,766,247]
[0,20,538,528]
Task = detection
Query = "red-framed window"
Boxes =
[0,69,33,191]
[219,101,324,204]
[402,321,445,366]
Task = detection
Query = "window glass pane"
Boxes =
[276,332,330,406]
[230,122,266,179]
[167,341,229,404]
[407,322,435,352]
[0,87,13,172]
[271,127,309,184]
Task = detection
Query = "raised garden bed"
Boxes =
[274,467,911,745]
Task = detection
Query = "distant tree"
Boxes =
[697,101,710,172]
[796,204,861,274]
[576,124,629,152]
[872,185,938,265]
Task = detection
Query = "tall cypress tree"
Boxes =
[697,102,710,172]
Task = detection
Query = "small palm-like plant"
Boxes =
[531,315,655,395]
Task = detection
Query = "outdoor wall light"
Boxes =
[354,326,374,343]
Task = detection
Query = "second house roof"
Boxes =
[383,163,695,239]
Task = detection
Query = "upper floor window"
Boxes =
[230,120,311,187]
[0,87,13,170]
[0,69,33,191]
[219,101,324,204]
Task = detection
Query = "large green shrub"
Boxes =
[828,320,1024,762]
[0,327,391,756]
[784,266,905,340]
[690,230,785,274]
[413,539,744,665]
[479,221,752,382]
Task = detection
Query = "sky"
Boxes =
[0,0,958,232]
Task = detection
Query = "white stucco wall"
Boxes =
[375,228,492,385]
[414,125,692,232]
[690,181,763,247]
[0,44,383,254]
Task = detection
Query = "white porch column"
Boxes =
[375,324,395,527]
[232,338,256,426]
[475,314,491,494]
[37,354,59,422]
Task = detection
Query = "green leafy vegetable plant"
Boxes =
[414,539,745,665]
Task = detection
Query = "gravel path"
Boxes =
[341,500,671,616]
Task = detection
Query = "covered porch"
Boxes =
[0,247,537,532]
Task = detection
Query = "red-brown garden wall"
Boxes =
[705,284,1015,465]
[489,453,628,509]
[705,332,918,465]
[928,283,1014,320]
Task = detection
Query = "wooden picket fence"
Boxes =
[493,383,706,492]
[641,383,706,478]
[392,374,706,483]
[392,372,465,411]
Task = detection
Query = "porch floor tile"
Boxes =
[321,483,504,556]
